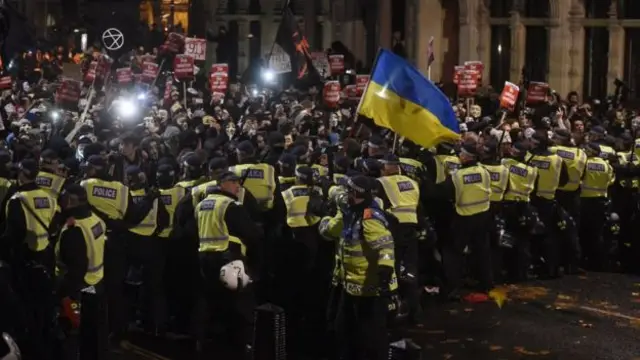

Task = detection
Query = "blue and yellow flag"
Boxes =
[358,49,460,148]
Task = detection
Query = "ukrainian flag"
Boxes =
[358,49,460,148]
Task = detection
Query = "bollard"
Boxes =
[389,338,422,360]
[252,303,287,360]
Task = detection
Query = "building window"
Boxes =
[523,0,549,18]
[524,26,549,81]
[583,27,609,98]
[584,0,610,19]
[490,25,511,90]
[249,0,261,14]
[620,0,640,19]
[249,20,261,64]
[490,0,512,18]
[228,0,238,14]
[315,21,324,51]
[624,29,640,94]
[227,20,239,78]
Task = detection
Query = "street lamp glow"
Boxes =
[262,69,275,82]
[498,44,502,54]
[118,100,137,118]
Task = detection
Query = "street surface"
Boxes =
[113,273,640,359]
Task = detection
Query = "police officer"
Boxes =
[501,141,539,282]
[376,153,422,322]
[0,150,15,223]
[2,159,58,359]
[551,129,586,233]
[55,184,107,360]
[527,131,573,277]
[191,171,263,358]
[176,153,206,191]
[126,165,169,334]
[580,143,615,271]
[277,154,297,191]
[588,126,616,161]
[319,175,396,360]
[230,140,278,213]
[80,155,155,343]
[36,149,66,198]
[281,166,324,346]
[441,142,493,297]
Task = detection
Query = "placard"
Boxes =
[499,81,520,110]
[184,37,207,61]
[173,54,194,80]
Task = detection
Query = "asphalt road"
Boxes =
[113,272,640,360]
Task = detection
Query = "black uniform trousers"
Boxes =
[334,291,389,360]
[531,197,561,278]
[579,197,607,271]
[106,232,166,338]
[442,211,492,294]
[191,252,255,358]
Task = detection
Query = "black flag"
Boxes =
[274,4,320,85]
[0,2,35,63]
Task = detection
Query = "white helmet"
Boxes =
[219,260,252,290]
[1,333,21,360]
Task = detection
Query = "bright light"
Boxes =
[7,60,14,69]
[74,29,80,33]
[137,93,146,100]
[50,111,60,121]
[81,34,88,52]
[498,44,502,54]
[262,69,275,82]
[252,89,258,97]
[117,100,137,118]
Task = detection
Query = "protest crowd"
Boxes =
[1,4,640,360]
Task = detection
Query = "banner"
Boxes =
[457,69,479,97]
[0,76,11,90]
[311,52,330,78]
[141,61,159,83]
[84,61,98,84]
[173,55,194,80]
[116,68,133,84]
[464,60,484,84]
[355,75,370,97]
[164,77,173,107]
[268,44,292,74]
[453,65,465,85]
[329,54,345,75]
[184,37,207,61]
[56,79,82,110]
[526,81,549,104]
[499,81,520,110]
[343,84,358,101]
[323,81,341,107]
[209,63,229,102]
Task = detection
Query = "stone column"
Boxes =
[340,0,366,66]
[508,11,526,83]
[567,0,585,94]
[304,0,317,47]
[378,0,392,49]
[548,0,572,94]
[416,0,443,79]
[477,2,491,84]
[458,0,480,64]
[607,1,624,94]
[322,20,333,50]
[237,20,251,72]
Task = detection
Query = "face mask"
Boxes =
[226,126,236,138]
[248,128,256,137]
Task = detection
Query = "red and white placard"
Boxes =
[499,81,520,110]
[116,68,133,84]
[173,55,194,80]
[464,60,484,84]
[184,37,207,61]
[0,76,12,90]
[323,81,341,107]
[355,75,369,97]
[142,61,159,83]
[526,81,549,104]
[457,69,479,97]
[453,65,465,85]
[209,63,229,98]
[329,54,345,76]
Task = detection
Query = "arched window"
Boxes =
[490,25,511,89]
[584,0,610,19]
[490,0,512,18]
[249,0,262,14]
[523,0,549,17]
[524,27,549,82]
